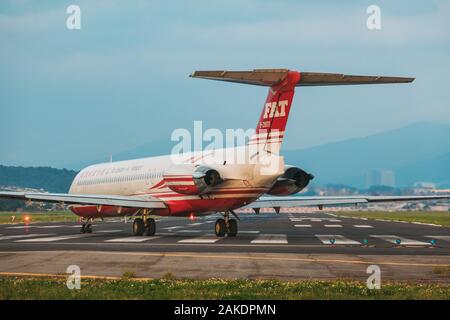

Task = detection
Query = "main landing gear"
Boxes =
[215,211,239,237]
[132,209,156,236]
[80,218,93,233]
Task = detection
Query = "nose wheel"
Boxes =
[80,218,93,233]
[215,211,239,237]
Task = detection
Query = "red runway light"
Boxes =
[23,215,31,225]
[189,213,195,220]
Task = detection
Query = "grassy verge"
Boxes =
[0,275,449,299]
[0,211,77,224]
[332,211,450,227]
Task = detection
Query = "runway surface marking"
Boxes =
[96,230,123,233]
[6,226,35,229]
[294,224,312,227]
[315,235,360,245]
[7,225,93,229]
[353,225,374,228]
[16,234,91,242]
[238,231,260,234]
[289,217,342,222]
[187,222,205,226]
[370,235,429,245]
[251,234,288,244]
[178,236,221,243]
[106,236,161,243]
[425,236,450,241]
[324,224,342,228]
[175,230,202,233]
[161,226,184,230]
[0,234,54,241]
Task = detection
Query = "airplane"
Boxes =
[1,69,449,237]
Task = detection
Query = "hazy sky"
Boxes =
[1,0,449,168]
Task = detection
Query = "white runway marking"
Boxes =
[188,222,205,226]
[178,236,221,243]
[328,219,342,222]
[315,235,360,245]
[96,230,122,233]
[370,235,429,245]
[294,224,312,228]
[161,226,184,230]
[353,225,373,228]
[238,231,260,234]
[324,224,342,228]
[251,234,287,244]
[7,226,34,229]
[0,234,54,241]
[176,230,202,233]
[16,234,89,242]
[36,225,65,229]
[106,236,160,243]
[425,236,450,242]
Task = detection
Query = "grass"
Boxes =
[332,211,450,227]
[0,211,77,224]
[0,276,448,300]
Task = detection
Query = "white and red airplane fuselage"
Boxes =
[68,148,282,218]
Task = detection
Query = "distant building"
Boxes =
[413,182,436,189]
[365,170,396,188]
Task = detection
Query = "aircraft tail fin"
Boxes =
[190,69,414,153]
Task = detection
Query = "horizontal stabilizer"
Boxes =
[298,72,414,86]
[190,69,288,86]
[190,69,414,87]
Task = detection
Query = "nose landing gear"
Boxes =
[80,218,93,233]
[215,211,239,237]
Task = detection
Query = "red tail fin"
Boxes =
[248,71,300,152]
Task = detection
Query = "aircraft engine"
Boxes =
[267,166,314,196]
[163,165,223,195]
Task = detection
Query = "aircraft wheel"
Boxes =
[215,219,226,237]
[227,219,238,237]
[145,218,156,236]
[85,225,92,233]
[80,223,86,233]
[133,218,145,236]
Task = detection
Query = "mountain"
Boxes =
[283,122,450,187]
[0,165,77,192]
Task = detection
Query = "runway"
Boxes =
[0,211,449,281]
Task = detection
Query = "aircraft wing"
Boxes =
[244,195,450,210]
[0,191,167,209]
